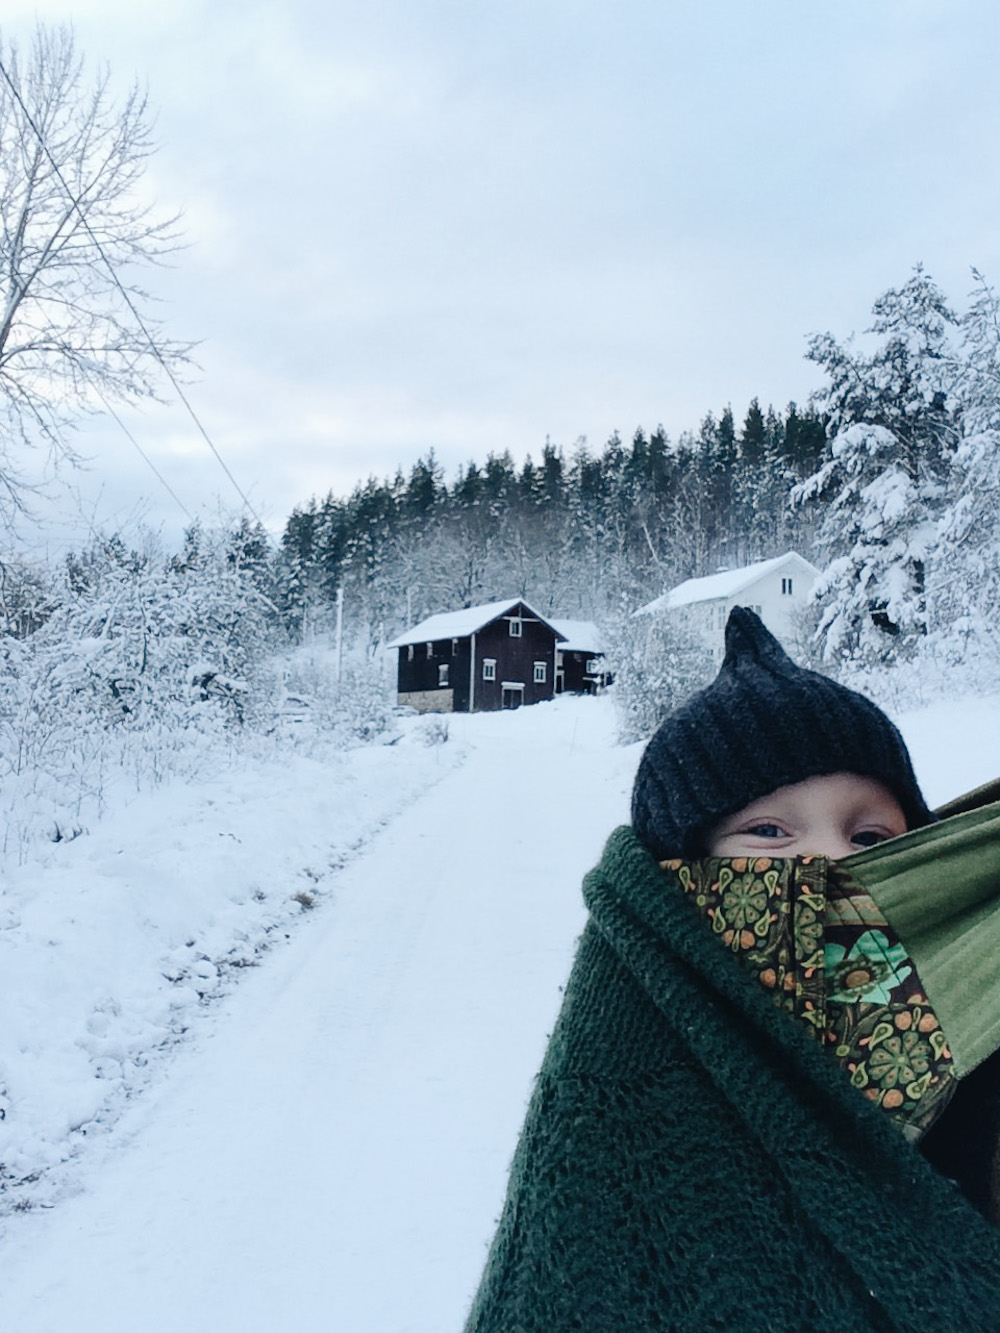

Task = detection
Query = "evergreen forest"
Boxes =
[276,399,828,649]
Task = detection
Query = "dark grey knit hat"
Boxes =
[631,607,934,859]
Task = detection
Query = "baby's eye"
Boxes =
[850,829,889,848]
[745,822,790,839]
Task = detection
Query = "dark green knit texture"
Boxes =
[465,827,1000,1333]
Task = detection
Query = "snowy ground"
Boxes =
[1,689,998,1331]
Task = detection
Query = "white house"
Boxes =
[636,551,820,664]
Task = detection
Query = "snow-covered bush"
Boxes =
[24,536,271,728]
[602,607,713,744]
[266,646,397,746]
[0,530,280,858]
[418,715,449,746]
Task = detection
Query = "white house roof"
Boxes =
[386,598,564,649]
[549,618,603,654]
[636,552,819,615]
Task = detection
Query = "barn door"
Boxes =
[501,683,524,709]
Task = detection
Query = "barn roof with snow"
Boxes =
[548,618,602,654]
[386,598,565,649]
[636,551,819,615]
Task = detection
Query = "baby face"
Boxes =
[706,772,908,860]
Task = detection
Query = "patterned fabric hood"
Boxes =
[658,853,956,1140]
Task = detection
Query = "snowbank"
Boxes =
[0,718,463,1214]
[896,694,1000,807]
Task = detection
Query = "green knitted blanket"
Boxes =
[465,824,1000,1333]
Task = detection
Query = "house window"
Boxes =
[586,658,600,674]
[508,618,522,637]
[426,642,433,658]
[781,578,793,595]
[407,645,414,662]
[533,661,546,684]
[438,664,449,687]
[483,658,496,681]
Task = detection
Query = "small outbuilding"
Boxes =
[388,598,561,713]
[548,619,611,694]
[635,551,820,664]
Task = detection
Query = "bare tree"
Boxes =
[0,24,190,515]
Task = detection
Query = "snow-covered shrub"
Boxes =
[419,715,449,746]
[264,644,397,746]
[335,664,396,741]
[602,607,714,744]
[0,556,54,637]
[0,530,278,859]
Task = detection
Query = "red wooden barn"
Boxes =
[387,599,605,713]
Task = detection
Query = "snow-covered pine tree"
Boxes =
[735,398,795,562]
[795,423,941,663]
[795,267,960,667]
[927,270,1000,676]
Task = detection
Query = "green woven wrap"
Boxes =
[844,796,1000,1078]
[465,822,1000,1333]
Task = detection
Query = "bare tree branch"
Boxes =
[0,24,192,514]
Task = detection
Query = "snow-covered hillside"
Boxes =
[1,690,998,1332]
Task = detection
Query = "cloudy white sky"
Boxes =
[4,0,1000,551]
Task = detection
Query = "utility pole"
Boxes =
[335,586,344,684]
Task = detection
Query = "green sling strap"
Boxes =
[844,787,1000,1078]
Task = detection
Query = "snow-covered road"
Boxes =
[1,697,636,1332]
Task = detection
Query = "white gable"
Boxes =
[636,552,819,615]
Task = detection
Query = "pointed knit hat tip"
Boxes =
[722,605,795,672]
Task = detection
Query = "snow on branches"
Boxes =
[797,266,1000,682]
[794,424,940,664]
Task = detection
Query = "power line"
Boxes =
[0,49,273,542]
[91,386,194,522]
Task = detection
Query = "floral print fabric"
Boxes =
[661,856,955,1139]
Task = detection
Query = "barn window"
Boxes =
[426,642,433,658]
[781,578,793,595]
[483,658,496,681]
[509,618,522,637]
[586,658,600,674]
[533,661,546,683]
[407,645,414,662]
[451,638,458,656]
[438,664,449,687]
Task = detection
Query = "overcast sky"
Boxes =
[5,0,1000,552]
